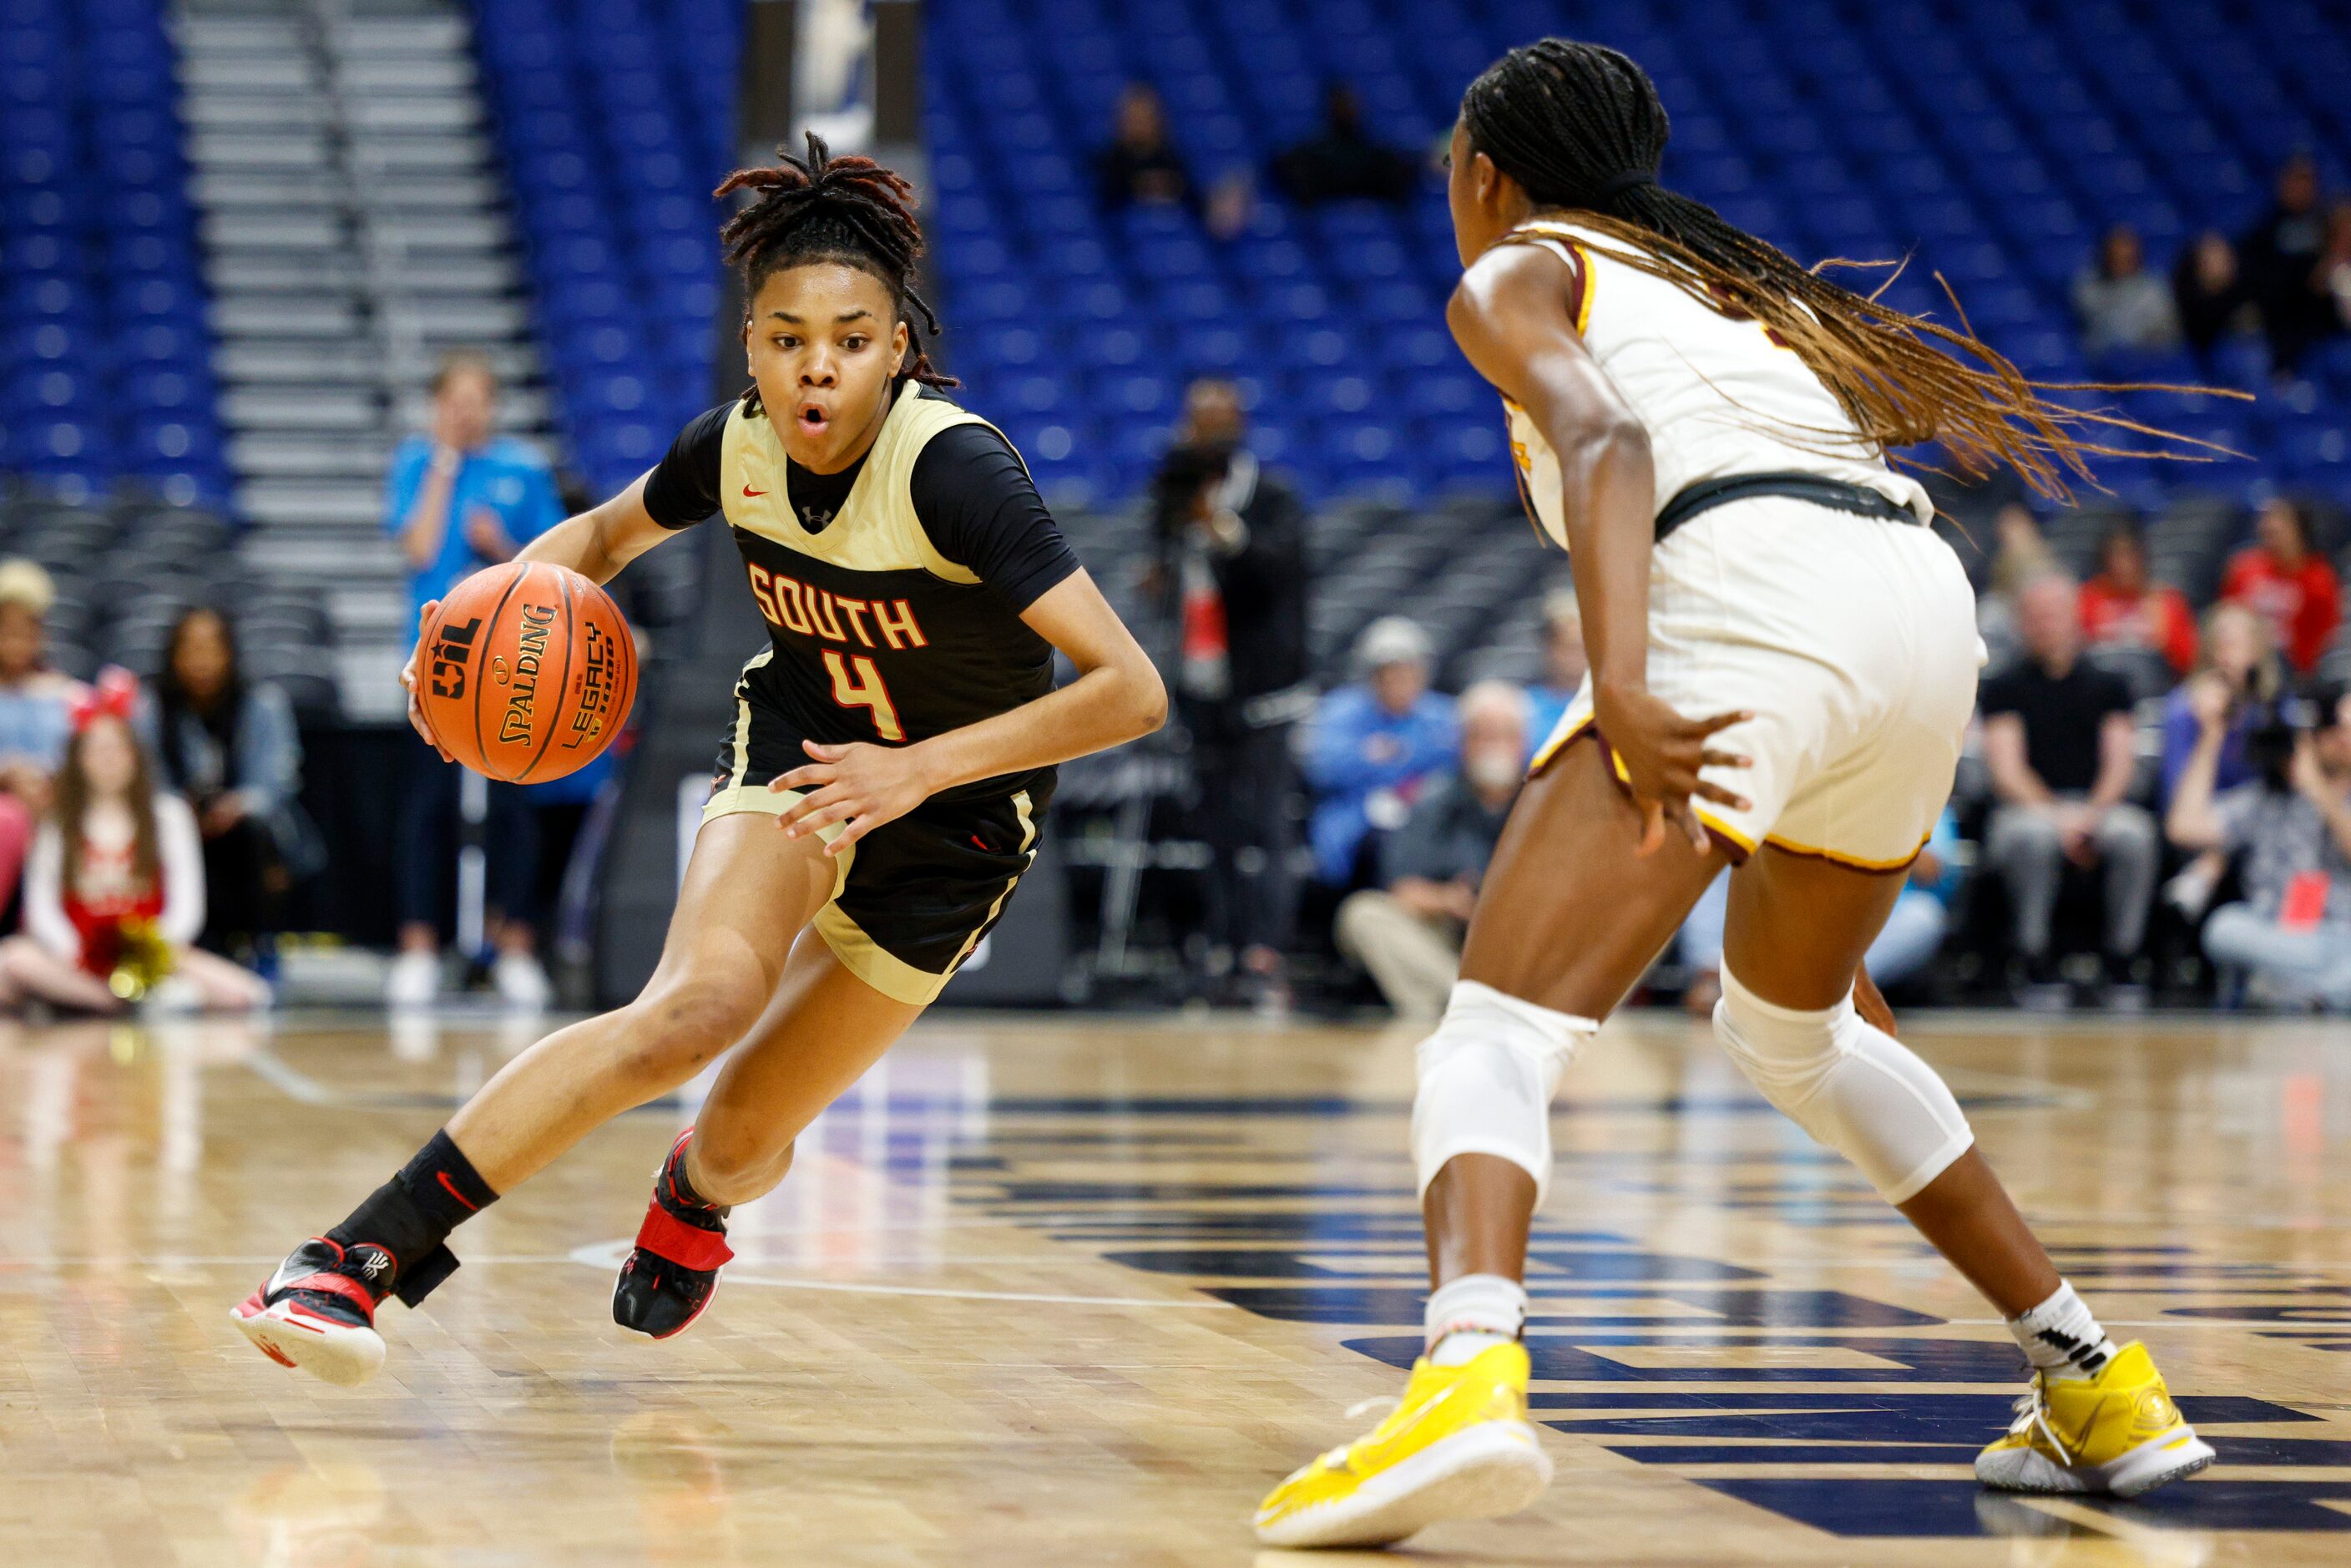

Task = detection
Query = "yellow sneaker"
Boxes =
[1254,1342,1552,1549]
[1976,1342,2216,1497]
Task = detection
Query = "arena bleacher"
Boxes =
[0,0,2348,974]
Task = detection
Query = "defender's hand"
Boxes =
[402,601,454,762]
[772,740,938,856]
[1592,685,1752,856]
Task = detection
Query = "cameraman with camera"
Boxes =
[2166,675,2351,1008]
[1149,381,1313,1005]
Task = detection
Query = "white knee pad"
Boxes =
[1411,980,1595,1204]
[1712,964,1974,1203]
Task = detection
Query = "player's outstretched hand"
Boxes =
[771,740,937,857]
[402,601,454,762]
[1593,686,1752,856]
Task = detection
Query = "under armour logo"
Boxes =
[800,506,834,532]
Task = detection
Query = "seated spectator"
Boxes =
[2167,682,2351,1009]
[1335,681,1525,1021]
[1304,617,1457,889]
[1271,83,1418,206]
[1977,503,2056,667]
[0,673,269,1014]
[2221,497,2339,673]
[2079,518,2196,676]
[1523,589,1586,755]
[2172,230,2256,371]
[2240,154,2334,372]
[138,606,309,967]
[2074,225,2180,359]
[0,559,78,907]
[1980,574,2158,1005]
[2161,602,2284,807]
[1096,83,1193,211]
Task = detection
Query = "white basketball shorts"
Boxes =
[1531,495,1984,871]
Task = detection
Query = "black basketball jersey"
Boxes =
[643,382,1081,802]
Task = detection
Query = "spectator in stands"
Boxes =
[1150,387,1314,1004]
[138,606,308,969]
[1271,83,1418,206]
[1334,680,1525,1021]
[2221,496,2340,673]
[2080,518,2196,676]
[1304,616,1456,891]
[2321,200,2351,334]
[2172,230,2255,371]
[2240,154,2335,372]
[0,559,76,800]
[2073,225,2180,359]
[382,349,565,1009]
[1977,503,2055,667]
[0,559,76,906]
[2167,681,2351,1009]
[0,674,269,1014]
[1096,83,1194,212]
[2161,601,2284,807]
[1523,589,1586,752]
[1980,573,2158,1004]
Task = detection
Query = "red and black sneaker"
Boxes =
[230,1238,396,1386]
[614,1129,735,1340]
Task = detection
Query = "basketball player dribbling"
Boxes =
[1256,41,2215,1548]
[232,135,1166,1382]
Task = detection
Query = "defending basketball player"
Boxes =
[1256,43,2216,1547]
[232,134,1165,1383]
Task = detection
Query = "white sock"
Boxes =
[2007,1280,2118,1380]
[1423,1273,1527,1367]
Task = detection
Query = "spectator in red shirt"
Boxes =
[2079,518,2197,675]
[2222,498,2341,672]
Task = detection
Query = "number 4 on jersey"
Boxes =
[822,650,905,741]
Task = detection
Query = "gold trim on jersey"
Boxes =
[1760,829,1929,874]
[1528,711,1595,776]
[1505,220,1595,336]
[718,382,1023,579]
[813,788,1037,1005]
[710,648,776,797]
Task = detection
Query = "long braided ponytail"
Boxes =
[715,131,955,389]
[1461,40,2224,500]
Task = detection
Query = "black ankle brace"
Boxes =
[326,1131,501,1304]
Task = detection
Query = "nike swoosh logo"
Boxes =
[742,484,769,498]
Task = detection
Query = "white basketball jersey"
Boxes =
[1501,218,1930,550]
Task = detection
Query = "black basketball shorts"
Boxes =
[702,660,1046,1005]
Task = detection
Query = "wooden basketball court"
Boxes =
[4,1005,2348,1564]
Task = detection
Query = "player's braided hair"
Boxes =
[715,131,955,388]
[1461,39,2222,500]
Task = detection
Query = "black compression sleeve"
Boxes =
[641,402,733,529]
[908,422,1082,610]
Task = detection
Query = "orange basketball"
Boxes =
[415,561,637,783]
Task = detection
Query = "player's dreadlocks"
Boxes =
[1461,39,2221,500]
[715,131,955,388]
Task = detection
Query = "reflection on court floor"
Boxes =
[3,1008,2347,1563]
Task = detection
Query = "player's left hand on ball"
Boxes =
[771,741,933,855]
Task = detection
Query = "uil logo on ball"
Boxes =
[428,615,483,700]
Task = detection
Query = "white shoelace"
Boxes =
[2008,1378,2070,1459]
